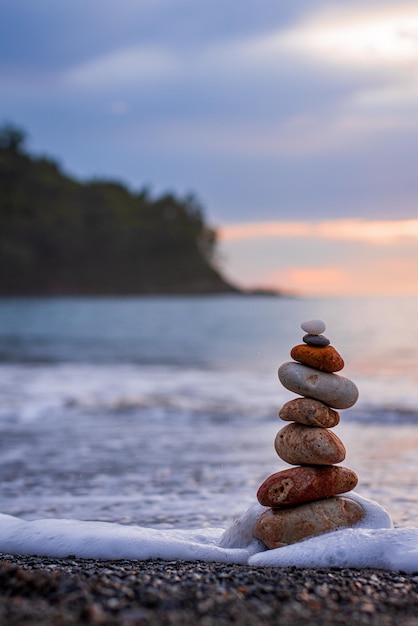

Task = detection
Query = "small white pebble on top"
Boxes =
[301,319,326,335]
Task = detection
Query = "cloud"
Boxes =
[267,266,354,296]
[126,101,418,160]
[56,1,418,163]
[218,218,418,296]
[65,3,418,89]
[219,218,418,244]
[191,2,418,84]
[276,2,418,69]
[65,45,177,88]
[350,83,418,112]
[3,0,418,227]
[267,256,418,297]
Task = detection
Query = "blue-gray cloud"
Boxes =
[1,0,417,222]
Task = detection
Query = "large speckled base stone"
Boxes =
[278,362,359,409]
[279,397,340,428]
[290,344,344,373]
[254,496,365,549]
[257,465,358,507]
[274,422,346,465]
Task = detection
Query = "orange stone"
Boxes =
[274,423,346,465]
[290,344,344,373]
[279,397,340,428]
[257,465,358,507]
[254,497,364,549]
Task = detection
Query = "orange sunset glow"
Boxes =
[219,218,418,243]
[218,218,418,296]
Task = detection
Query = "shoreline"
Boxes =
[0,555,417,625]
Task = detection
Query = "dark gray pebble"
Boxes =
[303,334,330,347]
[0,554,417,625]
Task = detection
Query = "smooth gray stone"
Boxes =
[278,362,359,409]
[301,319,326,335]
[303,333,330,347]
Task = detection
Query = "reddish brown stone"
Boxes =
[290,344,344,373]
[279,397,340,428]
[254,496,364,549]
[274,423,346,465]
[257,465,358,507]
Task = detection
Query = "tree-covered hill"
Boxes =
[0,124,239,296]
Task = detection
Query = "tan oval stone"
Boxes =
[253,497,364,549]
[279,397,340,428]
[274,423,346,465]
[290,344,344,373]
[257,465,358,507]
[278,362,359,409]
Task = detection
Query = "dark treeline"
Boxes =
[0,124,239,296]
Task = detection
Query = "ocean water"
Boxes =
[0,294,417,535]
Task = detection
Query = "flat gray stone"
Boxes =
[303,334,330,347]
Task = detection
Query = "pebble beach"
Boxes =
[1,297,418,622]
[1,555,418,626]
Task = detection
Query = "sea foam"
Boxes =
[1,492,417,573]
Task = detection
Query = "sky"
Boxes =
[1,0,418,296]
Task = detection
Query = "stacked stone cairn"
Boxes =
[254,319,365,550]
